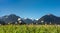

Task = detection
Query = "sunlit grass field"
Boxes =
[0,25,60,33]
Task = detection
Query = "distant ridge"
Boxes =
[0,14,60,25]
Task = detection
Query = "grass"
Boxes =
[0,25,60,33]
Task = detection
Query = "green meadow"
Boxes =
[0,25,60,33]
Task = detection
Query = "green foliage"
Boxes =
[0,25,60,33]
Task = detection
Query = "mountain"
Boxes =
[22,18,33,24]
[1,14,26,24]
[37,14,60,24]
[0,14,60,25]
[0,19,5,25]
[32,19,38,24]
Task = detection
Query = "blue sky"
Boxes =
[0,0,60,19]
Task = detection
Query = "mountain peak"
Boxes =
[9,14,16,16]
[46,14,54,16]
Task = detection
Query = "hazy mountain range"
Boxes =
[0,14,60,25]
